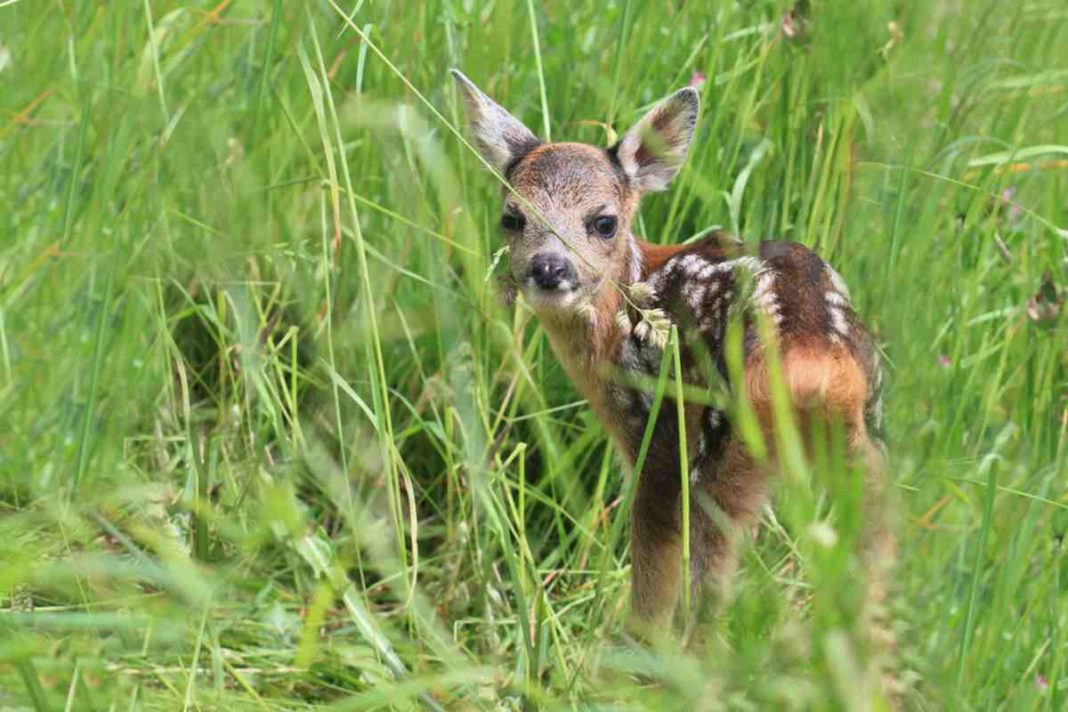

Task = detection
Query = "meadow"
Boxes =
[1,1,1066,709]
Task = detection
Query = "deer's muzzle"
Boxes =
[528,252,577,291]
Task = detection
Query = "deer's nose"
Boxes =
[529,253,574,290]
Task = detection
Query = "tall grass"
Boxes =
[1,1,1065,708]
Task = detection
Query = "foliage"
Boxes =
[1,0,1065,708]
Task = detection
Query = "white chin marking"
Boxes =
[525,284,579,310]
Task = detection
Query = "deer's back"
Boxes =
[612,236,884,466]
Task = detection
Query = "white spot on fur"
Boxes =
[753,269,783,326]
[826,265,852,301]
[826,290,849,307]
[828,303,850,338]
[706,409,723,428]
[754,272,775,300]
[824,280,851,338]
[686,282,707,312]
[679,254,705,273]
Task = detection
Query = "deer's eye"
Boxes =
[591,215,618,239]
[500,213,525,233]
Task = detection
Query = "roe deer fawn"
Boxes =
[451,71,893,639]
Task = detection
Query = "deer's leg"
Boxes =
[850,431,897,663]
[689,438,767,614]
[629,460,682,632]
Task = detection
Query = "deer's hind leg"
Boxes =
[850,429,897,667]
[745,344,898,688]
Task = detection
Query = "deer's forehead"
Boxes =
[507,143,629,208]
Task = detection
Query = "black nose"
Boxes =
[529,253,573,290]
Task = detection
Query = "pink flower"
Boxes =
[1036,674,1049,691]
[689,71,706,89]
[938,355,952,368]
[1001,187,1023,223]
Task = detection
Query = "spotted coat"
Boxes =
[608,235,884,485]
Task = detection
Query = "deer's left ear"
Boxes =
[451,69,541,176]
[613,88,700,192]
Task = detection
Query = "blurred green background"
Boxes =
[0,0,1065,708]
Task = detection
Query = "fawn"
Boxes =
[452,71,892,634]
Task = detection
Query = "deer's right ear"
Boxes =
[451,69,541,175]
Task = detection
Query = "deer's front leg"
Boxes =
[629,455,683,631]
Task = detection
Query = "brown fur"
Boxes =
[744,341,870,425]
[638,239,688,276]
[536,285,631,452]
[454,74,893,671]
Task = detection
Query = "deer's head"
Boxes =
[452,71,699,316]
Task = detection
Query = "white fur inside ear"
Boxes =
[616,88,700,192]
[451,70,541,175]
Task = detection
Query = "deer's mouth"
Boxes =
[523,276,579,308]
[521,274,610,313]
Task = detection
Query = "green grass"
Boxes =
[1,1,1066,708]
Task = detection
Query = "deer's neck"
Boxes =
[535,238,696,453]
[537,286,631,437]
[534,277,649,456]
[539,286,622,380]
